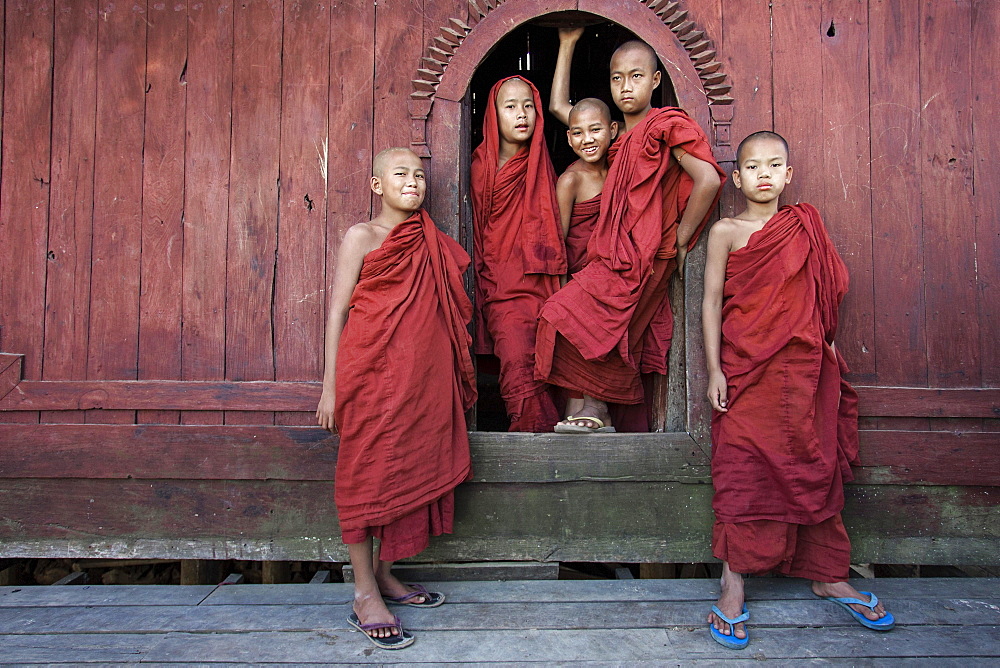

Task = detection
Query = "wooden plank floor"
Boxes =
[0,578,997,664]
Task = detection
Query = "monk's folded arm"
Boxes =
[675,152,724,247]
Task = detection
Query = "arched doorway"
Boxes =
[412,2,733,438]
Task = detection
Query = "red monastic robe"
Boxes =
[566,194,600,275]
[536,108,724,403]
[334,210,476,562]
[710,203,860,579]
[471,76,566,432]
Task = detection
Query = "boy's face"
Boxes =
[733,138,793,203]
[609,48,661,116]
[495,78,536,146]
[566,107,617,164]
[371,150,426,212]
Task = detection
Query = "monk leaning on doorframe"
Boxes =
[702,131,894,650]
[536,39,725,434]
[316,147,476,650]
[471,75,566,432]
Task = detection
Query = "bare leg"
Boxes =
[372,541,428,604]
[347,539,399,639]
[565,395,585,419]
[707,561,747,639]
[811,580,888,621]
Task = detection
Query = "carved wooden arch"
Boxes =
[408,0,735,163]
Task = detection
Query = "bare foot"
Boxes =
[353,586,400,639]
[811,581,887,621]
[556,397,613,430]
[375,571,428,605]
[708,563,747,639]
[565,396,585,420]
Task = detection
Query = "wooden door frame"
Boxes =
[410,0,735,452]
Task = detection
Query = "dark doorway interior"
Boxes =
[468,14,680,431]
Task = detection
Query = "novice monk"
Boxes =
[536,39,725,433]
[316,147,476,650]
[702,131,894,649]
[471,76,566,432]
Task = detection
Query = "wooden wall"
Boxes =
[0,0,996,565]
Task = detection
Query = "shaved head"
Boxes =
[736,131,789,166]
[611,40,659,73]
[372,147,420,179]
[568,98,612,126]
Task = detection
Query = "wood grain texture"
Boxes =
[42,0,98,426]
[138,0,188,427]
[87,0,145,427]
[972,0,1000,386]
[920,0,979,387]
[274,0,330,429]
[0,0,54,383]
[869,0,927,387]
[181,0,233,426]
[225,0,282,427]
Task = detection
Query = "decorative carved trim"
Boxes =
[409,1,734,154]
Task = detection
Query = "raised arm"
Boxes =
[315,225,376,432]
[673,148,723,277]
[702,221,731,413]
[550,27,584,127]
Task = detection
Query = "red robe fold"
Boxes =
[536,107,724,402]
[334,210,476,550]
[566,194,600,274]
[711,203,860,527]
[471,76,565,431]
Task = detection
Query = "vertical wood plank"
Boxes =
[820,0,874,379]
[87,0,147,425]
[225,0,282,426]
[972,0,999,386]
[42,0,98,424]
[182,0,233,425]
[772,0,824,215]
[373,0,422,151]
[138,0,188,426]
[273,0,330,427]
[919,0,979,387]
[0,0,53,397]
[869,0,927,389]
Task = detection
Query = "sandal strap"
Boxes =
[711,604,750,625]
[358,614,402,632]
[831,592,878,610]
[567,415,605,428]
[391,584,430,603]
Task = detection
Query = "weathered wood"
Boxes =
[0,354,22,403]
[852,430,1000,486]
[921,0,979,387]
[181,0,233,426]
[86,0,145,427]
[972,0,1000,386]
[224,0,281,428]
[857,386,1000,418]
[307,570,331,585]
[343,561,559,582]
[180,560,225,586]
[51,571,88,586]
[137,0,187,427]
[0,0,53,383]
[0,584,216,607]
[42,0,97,427]
[261,561,291,585]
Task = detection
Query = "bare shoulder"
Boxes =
[557,166,582,189]
[708,217,741,240]
[340,221,386,260]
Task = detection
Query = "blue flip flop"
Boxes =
[709,604,750,649]
[823,591,895,631]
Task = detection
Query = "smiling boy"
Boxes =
[702,131,894,649]
[316,147,476,650]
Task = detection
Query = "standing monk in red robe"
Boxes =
[316,148,476,650]
[471,76,566,431]
[702,131,893,650]
[536,40,725,433]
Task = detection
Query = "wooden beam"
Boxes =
[0,354,22,402]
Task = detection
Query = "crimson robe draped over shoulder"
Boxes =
[711,203,860,526]
[536,108,724,402]
[566,194,600,275]
[334,209,476,535]
[471,76,565,430]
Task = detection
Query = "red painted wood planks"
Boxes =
[225,0,282,427]
[0,0,54,400]
[139,0,188,426]
[821,0,874,379]
[374,0,425,152]
[972,0,1000,386]
[43,0,98,425]
[920,1,979,387]
[274,0,331,427]
[182,0,233,425]
[869,0,927,388]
